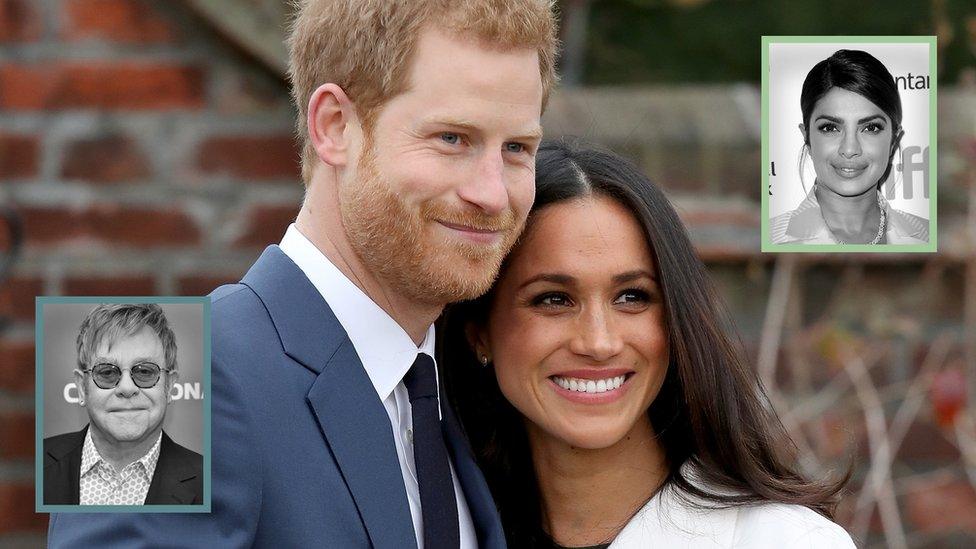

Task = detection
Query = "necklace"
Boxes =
[828,190,886,245]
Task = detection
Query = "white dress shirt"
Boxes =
[279,224,475,549]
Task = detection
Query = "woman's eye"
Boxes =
[532,292,572,307]
[613,289,651,305]
[440,133,461,145]
[862,123,884,134]
[817,123,838,133]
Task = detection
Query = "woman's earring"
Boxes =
[479,355,490,367]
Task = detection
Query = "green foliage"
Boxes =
[571,0,974,84]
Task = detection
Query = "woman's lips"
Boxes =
[831,163,868,179]
[547,370,635,404]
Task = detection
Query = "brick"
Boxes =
[0,276,41,321]
[0,133,39,179]
[0,0,41,42]
[0,484,47,534]
[0,339,33,394]
[0,63,205,111]
[16,206,81,243]
[61,134,150,183]
[63,275,155,296]
[197,135,300,180]
[64,0,178,44]
[906,480,976,533]
[0,412,33,459]
[19,205,200,247]
[234,205,297,248]
[177,274,241,296]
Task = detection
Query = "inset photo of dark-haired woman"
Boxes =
[762,37,936,252]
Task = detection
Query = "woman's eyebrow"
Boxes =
[517,273,574,290]
[815,114,887,125]
[612,270,657,284]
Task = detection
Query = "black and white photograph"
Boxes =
[38,301,207,509]
[765,39,934,250]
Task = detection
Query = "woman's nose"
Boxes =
[568,306,624,362]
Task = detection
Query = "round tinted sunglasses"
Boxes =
[82,362,172,390]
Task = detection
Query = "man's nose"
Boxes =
[114,369,139,397]
[457,149,508,216]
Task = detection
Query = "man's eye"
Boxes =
[440,133,461,145]
[505,142,525,153]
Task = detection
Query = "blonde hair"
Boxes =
[287,0,559,185]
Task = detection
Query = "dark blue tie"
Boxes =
[404,353,461,548]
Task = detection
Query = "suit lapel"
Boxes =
[44,427,86,505]
[307,339,417,547]
[243,246,416,548]
[441,398,506,549]
[145,433,199,505]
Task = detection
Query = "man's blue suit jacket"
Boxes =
[48,245,506,548]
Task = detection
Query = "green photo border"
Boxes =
[760,35,937,253]
[35,296,212,513]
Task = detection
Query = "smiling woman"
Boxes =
[441,139,855,548]
[770,49,929,245]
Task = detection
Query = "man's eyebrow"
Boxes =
[517,126,544,141]
[91,356,160,365]
[422,117,543,141]
[815,114,888,125]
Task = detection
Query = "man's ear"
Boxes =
[165,370,180,403]
[73,369,87,406]
[464,322,490,363]
[307,83,359,168]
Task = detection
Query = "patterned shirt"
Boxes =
[79,429,162,505]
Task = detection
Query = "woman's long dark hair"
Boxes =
[440,138,849,547]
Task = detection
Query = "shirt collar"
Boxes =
[279,224,437,402]
[80,427,163,478]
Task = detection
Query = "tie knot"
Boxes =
[404,353,438,402]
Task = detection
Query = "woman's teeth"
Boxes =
[552,375,626,394]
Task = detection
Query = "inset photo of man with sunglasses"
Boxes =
[36,299,210,512]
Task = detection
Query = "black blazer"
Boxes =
[44,425,203,505]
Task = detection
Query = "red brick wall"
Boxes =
[0,0,300,541]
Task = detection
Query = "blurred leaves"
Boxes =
[571,0,975,84]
